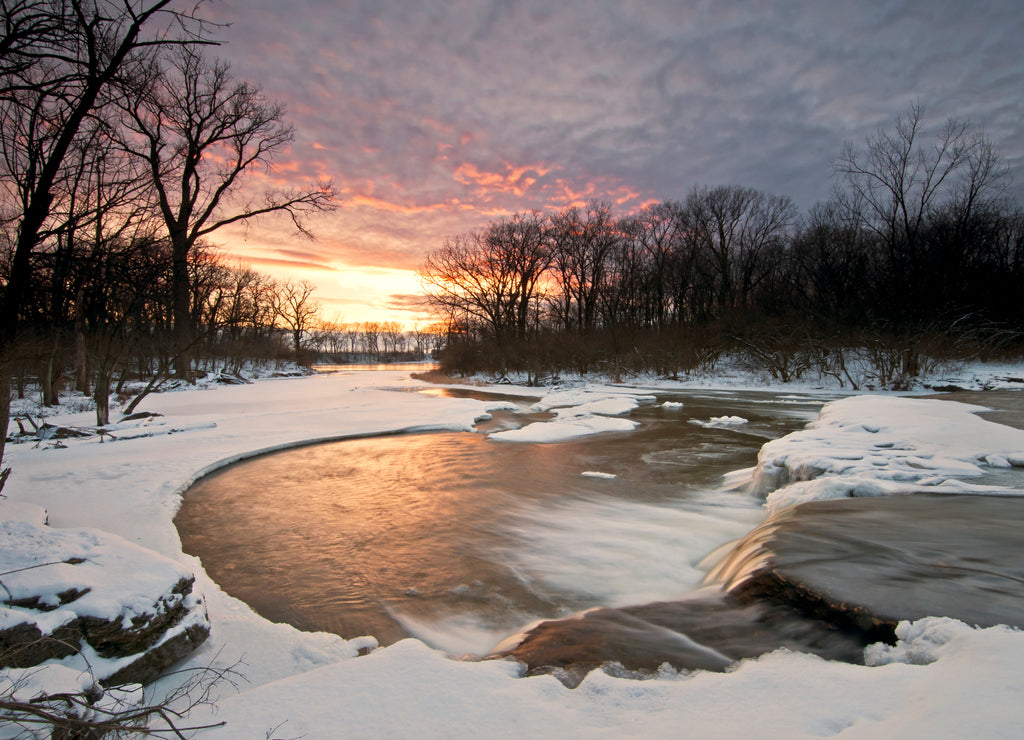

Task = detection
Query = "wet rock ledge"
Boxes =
[1,508,210,686]
[715,493,1024,634]
[490,493,1024,685]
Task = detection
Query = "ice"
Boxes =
[690,415,749,428]
[865,617,985,667]
[490,414,638,442]
[492,387,651,442]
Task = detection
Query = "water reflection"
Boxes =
[175,389,827,655]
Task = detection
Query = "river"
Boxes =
[175,382,834,657]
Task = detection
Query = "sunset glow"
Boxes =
[198,1,1024,326]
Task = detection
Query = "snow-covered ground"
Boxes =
[3,362,1024,738]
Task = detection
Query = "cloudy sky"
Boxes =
[200,0,1024,325]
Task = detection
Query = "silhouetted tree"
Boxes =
[421,211,549,351]
[119,46,335,378]
[834,104,1008,317]
[273,278,320,355]
[682,185,796,317]
[0,0,210,485]
[548,201,618,332]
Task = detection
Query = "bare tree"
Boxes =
[615,201,692,328]
[0,0,209,338]
[484,211,550,339]
[378,320,404,356]
[359,321,381,360]
[273,278,320,355]
[420,211,549,347]
[834,103,1007,306]
[0,0,210,487]
[118,46,336,378]
[789,200,874,324]
[682,185,795,316]
[548,201,618,332]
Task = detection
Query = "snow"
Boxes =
[689,415,749,428]
[0,500,48,526]
[1,519,194,622]
[743,395,1024,516]
[488,387,651,442]
[490,413,638,442]
[3,366,1024,737]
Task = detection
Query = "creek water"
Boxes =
[175,385,830,657]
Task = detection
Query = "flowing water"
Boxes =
[175,384,830,656]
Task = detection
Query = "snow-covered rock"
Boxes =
[0,519,209,686]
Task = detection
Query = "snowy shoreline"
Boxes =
[4,366,1024,738]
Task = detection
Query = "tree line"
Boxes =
[421,106,1024,385]
[310,320,441,364]
[0,0,338,482]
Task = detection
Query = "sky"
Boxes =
[198,0,1024,326]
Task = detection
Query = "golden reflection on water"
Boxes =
[178,431,588,644]
[176,392,825,651]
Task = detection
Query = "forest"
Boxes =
[421,107,1024,387]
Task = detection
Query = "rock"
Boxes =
[490,493,1024,686]
[101,615,211,687]
[714,493,1024,636]
[77,576,198,659]
[0,611,81,666]
[0,520,210,686]
[488,590,868,686]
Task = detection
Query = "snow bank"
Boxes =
[747,395,1024,515]
[181,617,1024,739]
[1,520,193,623]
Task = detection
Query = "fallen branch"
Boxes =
[1,655,245,738]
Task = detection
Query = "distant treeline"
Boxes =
[421,107,1024,386]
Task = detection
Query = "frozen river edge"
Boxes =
[4,369,1024,738]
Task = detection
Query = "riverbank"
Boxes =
[3,366,1024,737]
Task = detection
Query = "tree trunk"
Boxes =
[74,292,89,394]
[75,330,89,394]
[94,369,111,427]
[171,241,193,382]
[41,336,62,407]
[40,360,57,407]
[0,375,11,493]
